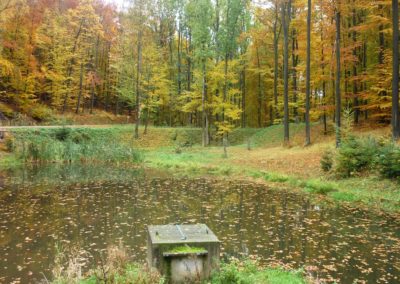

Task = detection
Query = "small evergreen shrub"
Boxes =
[377,144,400,180]
[320,150,333,172]
[336,136,379,177]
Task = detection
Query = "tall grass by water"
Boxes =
[6,127,143,164]
[51,243,307,284]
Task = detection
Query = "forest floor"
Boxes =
[0,123,399,214]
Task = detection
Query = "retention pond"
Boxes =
[0,165,399,283]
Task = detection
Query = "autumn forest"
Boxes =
[2,1,400,283]
[1,0,400,144]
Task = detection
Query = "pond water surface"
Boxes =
[0,165,399,283]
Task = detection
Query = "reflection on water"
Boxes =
[0,165,399,283]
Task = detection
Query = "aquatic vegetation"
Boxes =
[7,127,143,164]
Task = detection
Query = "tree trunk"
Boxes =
[305,0,311,145]
[273,0,280,125]
[256,47,262,128]
[90,36,100,114]
[393,0,400,139]
[202,59,209,146]
[281,0,291,144]
[352,7,359,124]
[187,31,192,125]
[335,7,341,147]
[241,65,246,128]
[135,30,142,140]
[292,27,298,121]
[75,62,84,114]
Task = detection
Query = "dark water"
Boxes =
[0,165,399,283]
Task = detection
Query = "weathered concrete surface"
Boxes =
[147,224,220,284]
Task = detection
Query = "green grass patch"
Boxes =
[304,179,338,195]
[329,191,359,202]
[263,172,290,183]
[211,260,306,284]
[0,154,22,170]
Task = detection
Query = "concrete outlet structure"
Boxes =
[147,224,220,283]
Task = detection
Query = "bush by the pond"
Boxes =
[9,127,143,164]
[321,136,400,181]
[335,136,379,177]
[376,143,400,180]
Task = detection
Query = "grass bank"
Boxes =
[144,145,400,213]
[2,126,143,165]
[140,124,399,213]
[54,262,306,284]
[52,244,307,284]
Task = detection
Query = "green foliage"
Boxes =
[9,127,143,164]
[211,259,306,284]
[83,263,165,284]
[263,172,290,183]
[329,191,359,202]
[320,150,334,172]
[54,127,72,141]
[376,144,400,180]
[305,179,337,195]
[336,136,380,177]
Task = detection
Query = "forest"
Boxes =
[1,1,400,283]
[1,0,400,143]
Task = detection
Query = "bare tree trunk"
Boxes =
[273,0,281,124]
[90,36,100,114]
[75,63,84,114]
[202,59,209,146]
[281,0,291,145]
[135,30,142,140]
[292,25,298,121]
[393,0,400,139]
[335,6,341,147]
[305,0,311,146]
[256,47,262,128]
[144,105,150,135]
[352,6,359,124]
[241,65,246,128]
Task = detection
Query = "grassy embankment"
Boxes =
[0,124,399,213]
[0,126,143,168]
[73,262,306,284]
[52,245,307,284]
[139,124,400,213]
